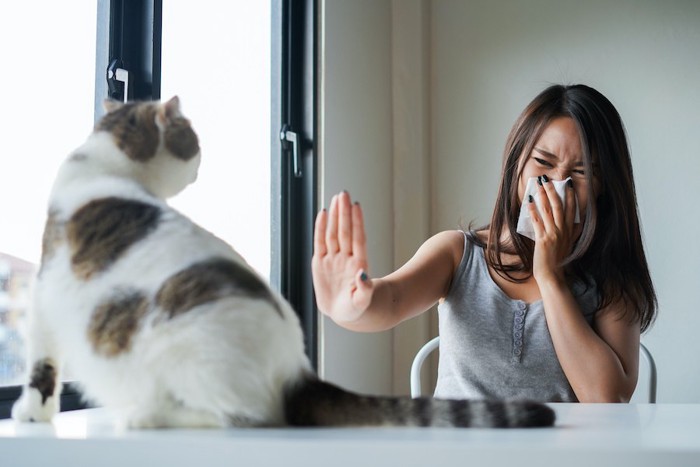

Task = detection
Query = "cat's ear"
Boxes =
[164,96,181,119]
[103,99,123,113]
[156,96,182,127]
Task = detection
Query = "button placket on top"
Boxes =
[512,302,527,363]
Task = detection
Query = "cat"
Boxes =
[12,97,555,429]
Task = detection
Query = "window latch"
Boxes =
[280,124,302,178]
[107,59,130,103]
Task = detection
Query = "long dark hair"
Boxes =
[479,84,657,332]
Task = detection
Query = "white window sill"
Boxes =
[1,404,700,467]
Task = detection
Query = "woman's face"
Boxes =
[517,117,598,237]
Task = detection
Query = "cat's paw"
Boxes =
[11,387,59,423]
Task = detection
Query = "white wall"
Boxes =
[318,0,395,394]
[319,0,435,396]
[320,0,700,402]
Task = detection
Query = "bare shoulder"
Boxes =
[387,230,467,312]
[419,230,466,273]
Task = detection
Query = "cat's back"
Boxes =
[41,120,241,292]
[38,131,301,358]
[39,175,282,327]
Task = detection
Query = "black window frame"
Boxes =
[0,0,317,418]
[272,0,318,367]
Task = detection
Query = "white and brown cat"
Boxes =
[12,97,555,429]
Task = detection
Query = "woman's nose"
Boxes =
[548,168,569,181]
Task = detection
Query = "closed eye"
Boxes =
[534,157,553,168]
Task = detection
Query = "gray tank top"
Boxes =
[434,231,599,402]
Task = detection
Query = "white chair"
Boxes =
[410,336,657,403]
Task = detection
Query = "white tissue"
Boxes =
[516,177,580,240]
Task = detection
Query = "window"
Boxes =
[160,1,271,278]
[0,0,317,418]
[0,1,97,388]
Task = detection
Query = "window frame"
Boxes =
[0,0,317,418]
[271,0,318,367]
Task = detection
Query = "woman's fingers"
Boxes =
[320,191,364,257]
[352,200,367,263]
[326,194,340,253]
[542,177,565,228]
[338,191,353,254]
[536,176,579,234]
[314,208,328,257]
[535,176,555,233]
[314,191,366,258]
[527,195,545,239]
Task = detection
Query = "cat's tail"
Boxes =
[283,377,555,428]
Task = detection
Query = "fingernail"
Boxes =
[354,201,360,206]
[537,176,542,186]
[360,271,368,281]
[541,174,549,183]
[528,195,534,203]
[567,179,573,189]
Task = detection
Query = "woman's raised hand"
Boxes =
[312,191,375,324]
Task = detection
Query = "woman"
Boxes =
[312,84,657,403]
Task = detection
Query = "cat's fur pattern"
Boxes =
[12,97,555,429]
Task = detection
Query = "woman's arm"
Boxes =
[538,281,640,402]
[312,191,463,332]
[529,176,640,402]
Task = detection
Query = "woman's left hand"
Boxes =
[527,176,578,286]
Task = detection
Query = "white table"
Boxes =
[1,403,699,467]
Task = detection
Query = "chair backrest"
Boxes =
[409,336,657,403]
[410,336,440,398]
[638,343,657,403]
